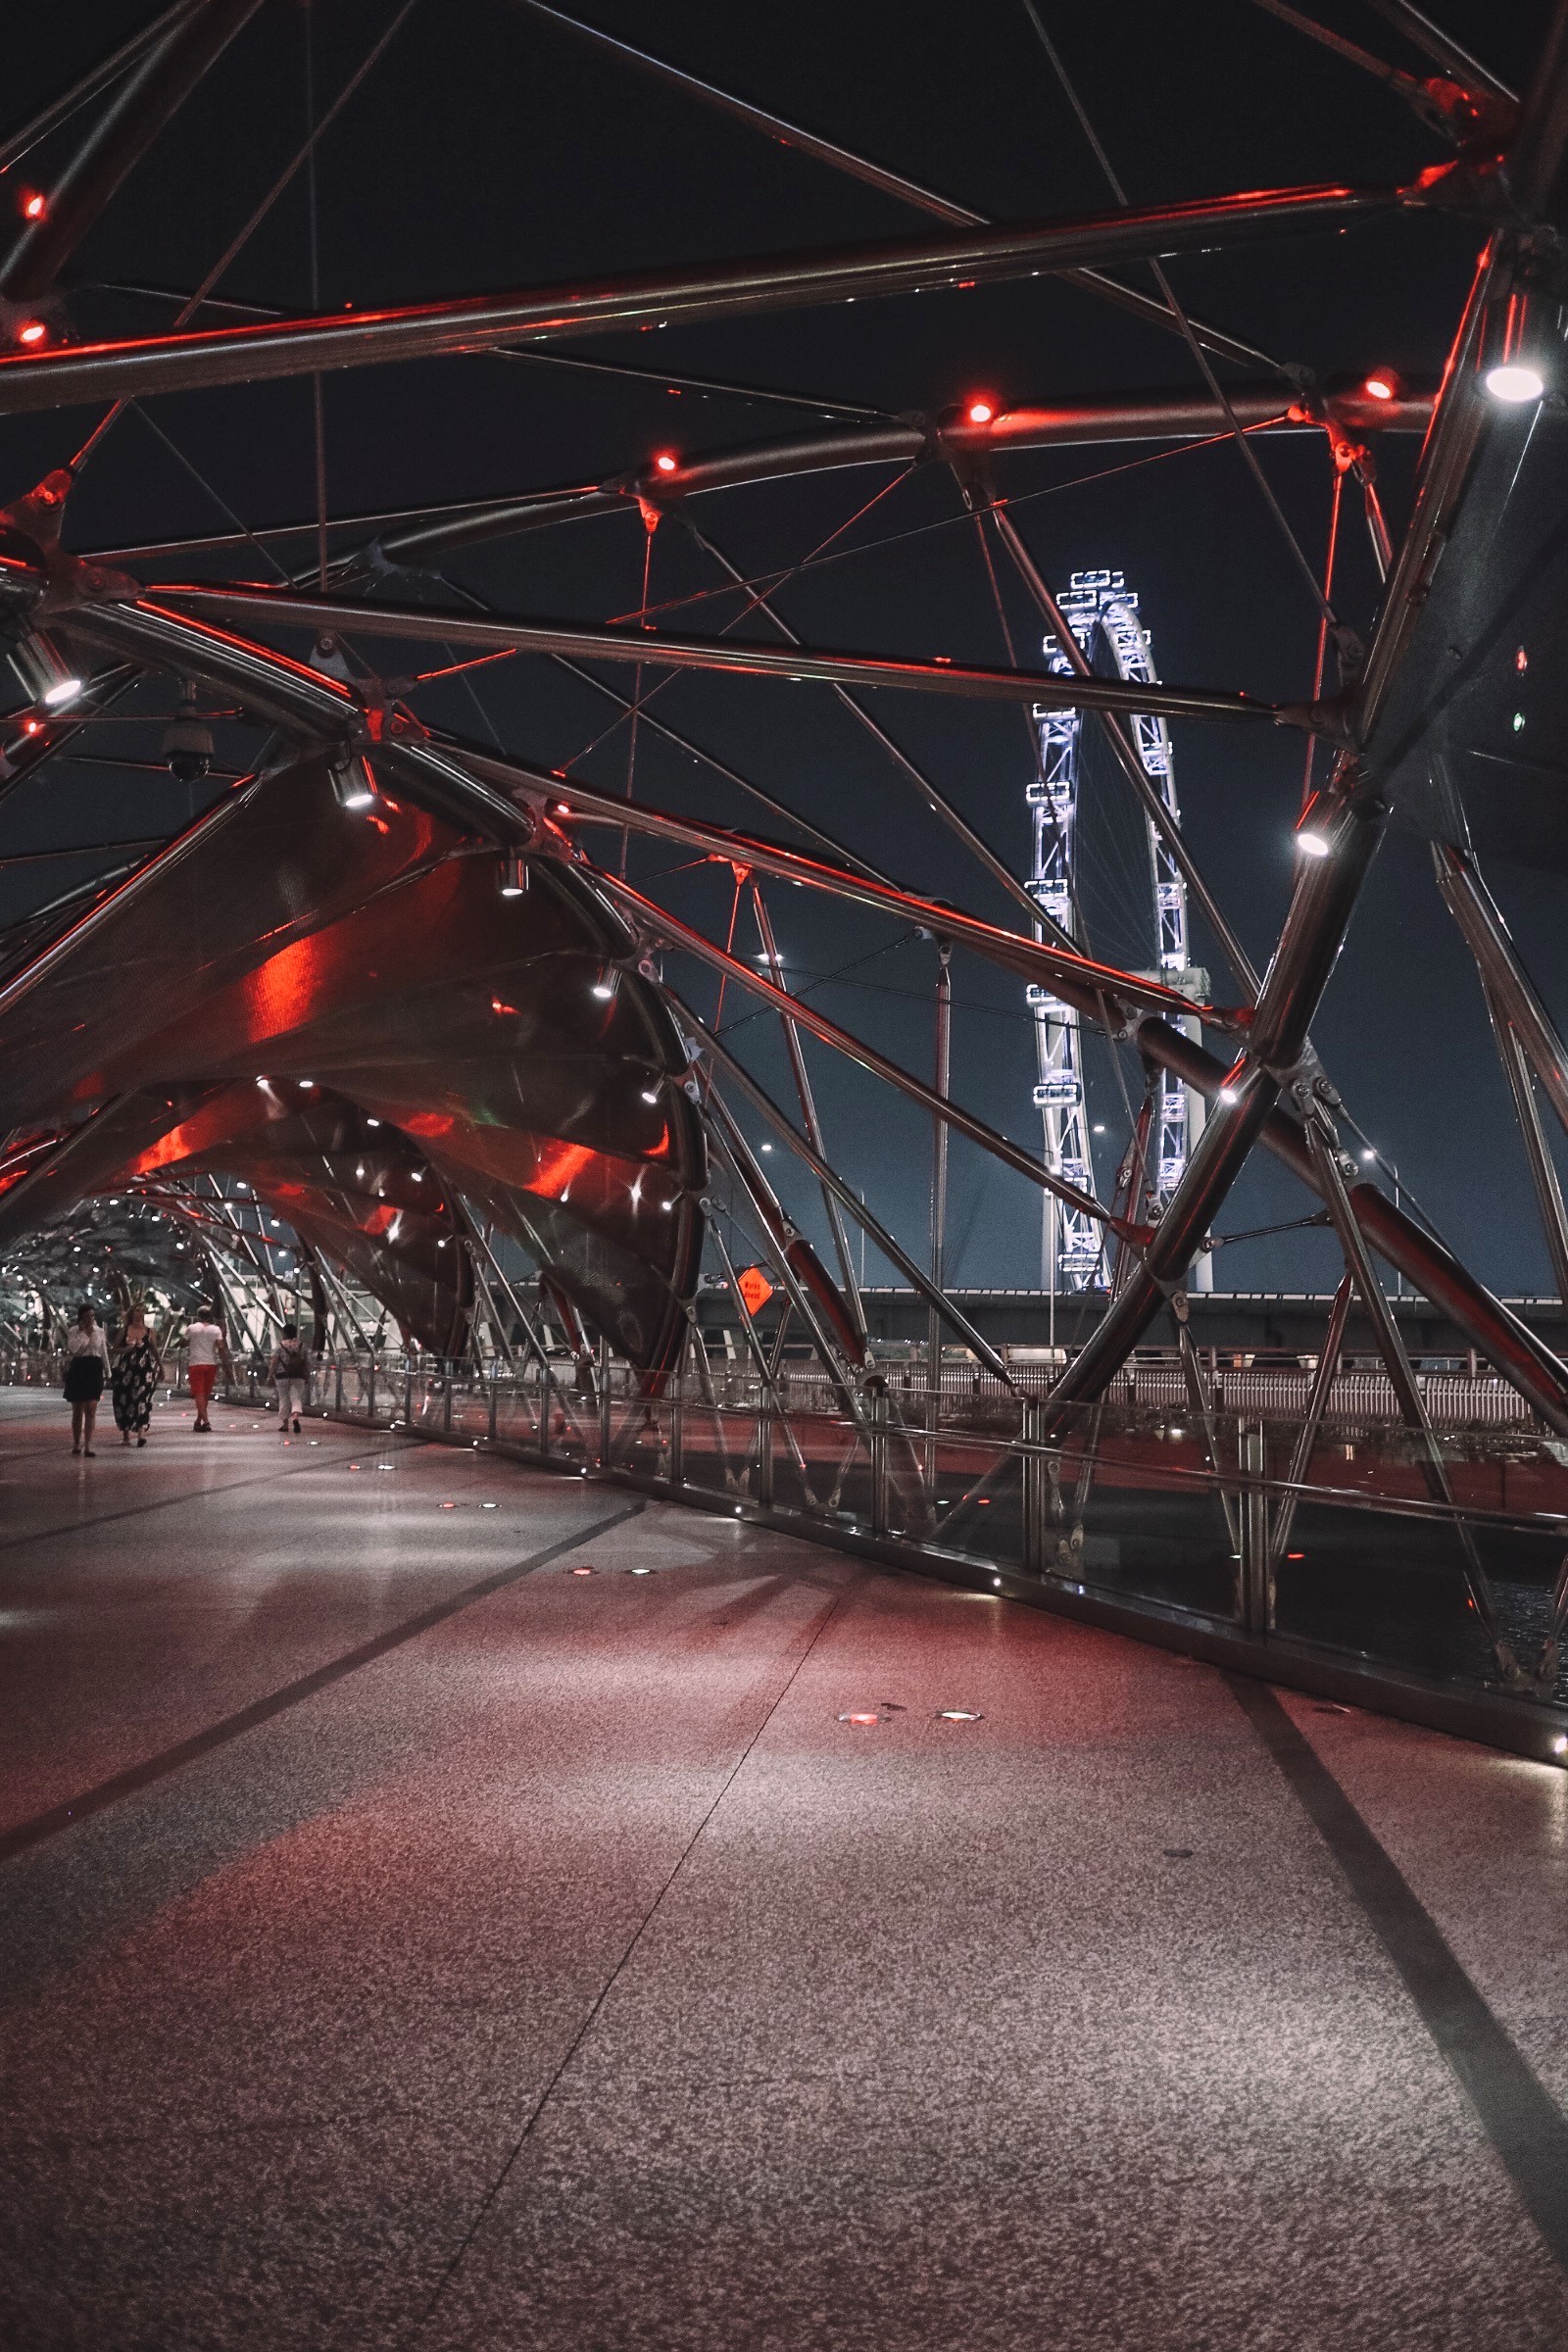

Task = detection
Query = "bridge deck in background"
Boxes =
[1,1388,1565,2350]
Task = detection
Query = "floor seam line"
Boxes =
[405,1561,869,2346]
[0,1499,646,1865]
[0,1430,420,1552]
[1227,1671,1568,2275]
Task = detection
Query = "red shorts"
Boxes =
[189,1364,217,1415]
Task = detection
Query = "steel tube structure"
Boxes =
[448,742,1221,1021]
[600,872,1135,1233]
[0,181,1401,416]
[668,990,1016,1386]
[514,0,1363,376]
[0,0,265,303]
[84,382,1432,576]
[138,582,1298,728]
[678,520,1045,934]
[1043,794,1386,1426]
[1435,844,1568,1136]
[1134,1015,1568,1433]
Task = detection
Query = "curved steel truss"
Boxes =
[1,1,1567,1712]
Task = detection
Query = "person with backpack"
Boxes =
[270,1323,311,1433]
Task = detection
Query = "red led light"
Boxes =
[17,321,46,346]
[570,1564,595,1576]
[21,191,44,220]
[965,398,995,424]
[22,717,41,735]
[1363,372,1396,401]
[1516,646,1529,672]
[844,1711,880,1727]
[653,452,678,473]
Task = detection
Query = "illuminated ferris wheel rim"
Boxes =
[1031,567,1206,1292]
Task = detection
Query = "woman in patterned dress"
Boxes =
[112,1307,161,1447]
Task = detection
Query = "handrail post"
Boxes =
[1241,1420,1269,1633]
[1022,1398,1046,1576]
[757,1392,774,1510]
[869,1386,888,1537]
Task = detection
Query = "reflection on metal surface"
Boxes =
[0,750,705,1366]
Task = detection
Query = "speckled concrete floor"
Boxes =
[0,1385,1565,2350]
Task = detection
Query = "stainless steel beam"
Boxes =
[1,0,265,303]
[599,869,1140,1234]
[1042,791,1386,1426]
[1435,842,1568,1135]
[449,738,1222,1022]
[681,518,1045,933]
[1489,988,1568,1304]
[0,2,200,178]
[0,179,1399,414]
[1134,1013,1568,1434]
[513,0,1330,375]
[1306,1117,1512,1662]
[144,581,1296,728]
[671,988,1015,1388]
[85,381,1432,575]
[1268,1270,1354,1566]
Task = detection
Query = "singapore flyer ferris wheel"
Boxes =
[1030,570,1210,1296]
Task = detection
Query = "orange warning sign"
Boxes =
[735,1265,775,1315]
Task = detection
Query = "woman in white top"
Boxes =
[64,1301,111,1455]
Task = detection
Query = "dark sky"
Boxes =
[2,0,1563,1300]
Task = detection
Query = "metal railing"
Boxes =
[7,1345,1566,1762]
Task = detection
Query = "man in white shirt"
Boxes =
[184,1307,231,1433]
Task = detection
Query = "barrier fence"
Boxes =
[6,1345,1566,1764]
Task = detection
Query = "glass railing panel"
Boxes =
[1040,1408,1242,1621]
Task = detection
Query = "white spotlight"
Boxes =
[1486,363,1545,404]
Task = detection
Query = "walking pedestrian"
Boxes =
[183,1305,231,1433]
[64,1301,110,1455]
[270,1322,311,1434]
[112,1306,162,1447]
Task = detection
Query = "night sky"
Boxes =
[2,0,1563,1302]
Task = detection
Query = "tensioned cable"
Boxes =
[563,461,917,771]
[597,424,1285,634]
[715,929,924,1041]
[70,0,421,475]
[304,0,328,592]
[128,400,294,585]
[1017,0,1337,631]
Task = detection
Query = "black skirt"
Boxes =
[64,1353,105,1403]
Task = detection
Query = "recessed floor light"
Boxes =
[1162,1847,1195,1859]
[937,1708,983,1722]
[839,1710,880,1726]
[482,1501,498,1510]
[571,1564,595,1576]
[630,1565,654,1575]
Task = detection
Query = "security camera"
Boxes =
[162,681,213,784]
